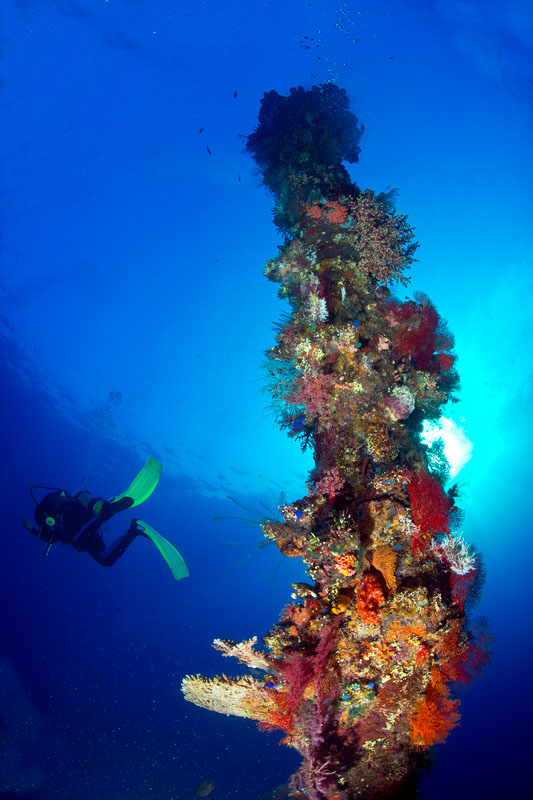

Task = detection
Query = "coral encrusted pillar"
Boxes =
[183,85,490,800]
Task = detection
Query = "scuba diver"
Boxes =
[21,456,189,581]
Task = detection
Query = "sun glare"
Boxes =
[421,417,473,481]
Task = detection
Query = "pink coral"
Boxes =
[384,386,415,420]
[315,467,345,501]
[335,553,357,577]
[289,373,336,422]
[351,190,417,286]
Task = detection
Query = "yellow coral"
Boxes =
[181,674,277,721]
[212,636,270,670]
[371,545,397,591]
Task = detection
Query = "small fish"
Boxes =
[199,127,204,133]
[207,145,212,155]
[238,174,241,182]
[292,414,306,432]
[233,90,237,98]
[195,782,215,797]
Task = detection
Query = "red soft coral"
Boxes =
[437,353,455,371]
[407,471,450,536]
[277,650,315,718]
[392,300,439,370]
[449,568,477,611]
[437,619,492,686]
[388,294,455,372]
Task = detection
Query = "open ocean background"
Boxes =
[1,1,532,798]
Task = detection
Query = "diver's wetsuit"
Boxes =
[27,489,143,566]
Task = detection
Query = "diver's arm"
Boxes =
[21,517,38,535]
[21,517,54,543]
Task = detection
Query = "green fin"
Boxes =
[137,520,189,581]
[110,456,162,509]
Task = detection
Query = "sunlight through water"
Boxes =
[421,417,473,481]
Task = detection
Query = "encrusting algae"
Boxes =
[182,84,491,800]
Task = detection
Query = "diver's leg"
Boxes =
[72,497,133,552]
[88,521,144,567]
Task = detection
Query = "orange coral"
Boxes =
[291,604,311,626]
[385,621,426,643]
[436,619,466,682]
[415,643,430,665]
[256,690,294,735]
[409,669,460,748]
[306,203,323,220]
[305,201,348,224]
[435,618,491,685]
[371,545,397,591]
[323,200,348,224]
[356,573,385,625]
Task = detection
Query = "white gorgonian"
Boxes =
[433,533,476,575]
[306,292,329,324]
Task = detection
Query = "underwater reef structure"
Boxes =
[183,85,490,799]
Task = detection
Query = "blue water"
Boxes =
[1,1,532,797]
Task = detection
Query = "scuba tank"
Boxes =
[30,488,94,554]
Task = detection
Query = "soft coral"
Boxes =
[407,471,450,536]
[388,294,454,372]
[409,669,460,748]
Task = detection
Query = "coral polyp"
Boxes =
[182,84,490,799]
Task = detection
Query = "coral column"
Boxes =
[182,85,490,800]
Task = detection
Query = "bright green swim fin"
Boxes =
[109,456,162,510]
[137,520,189,581]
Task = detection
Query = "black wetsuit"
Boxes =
[28,489,142,566]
